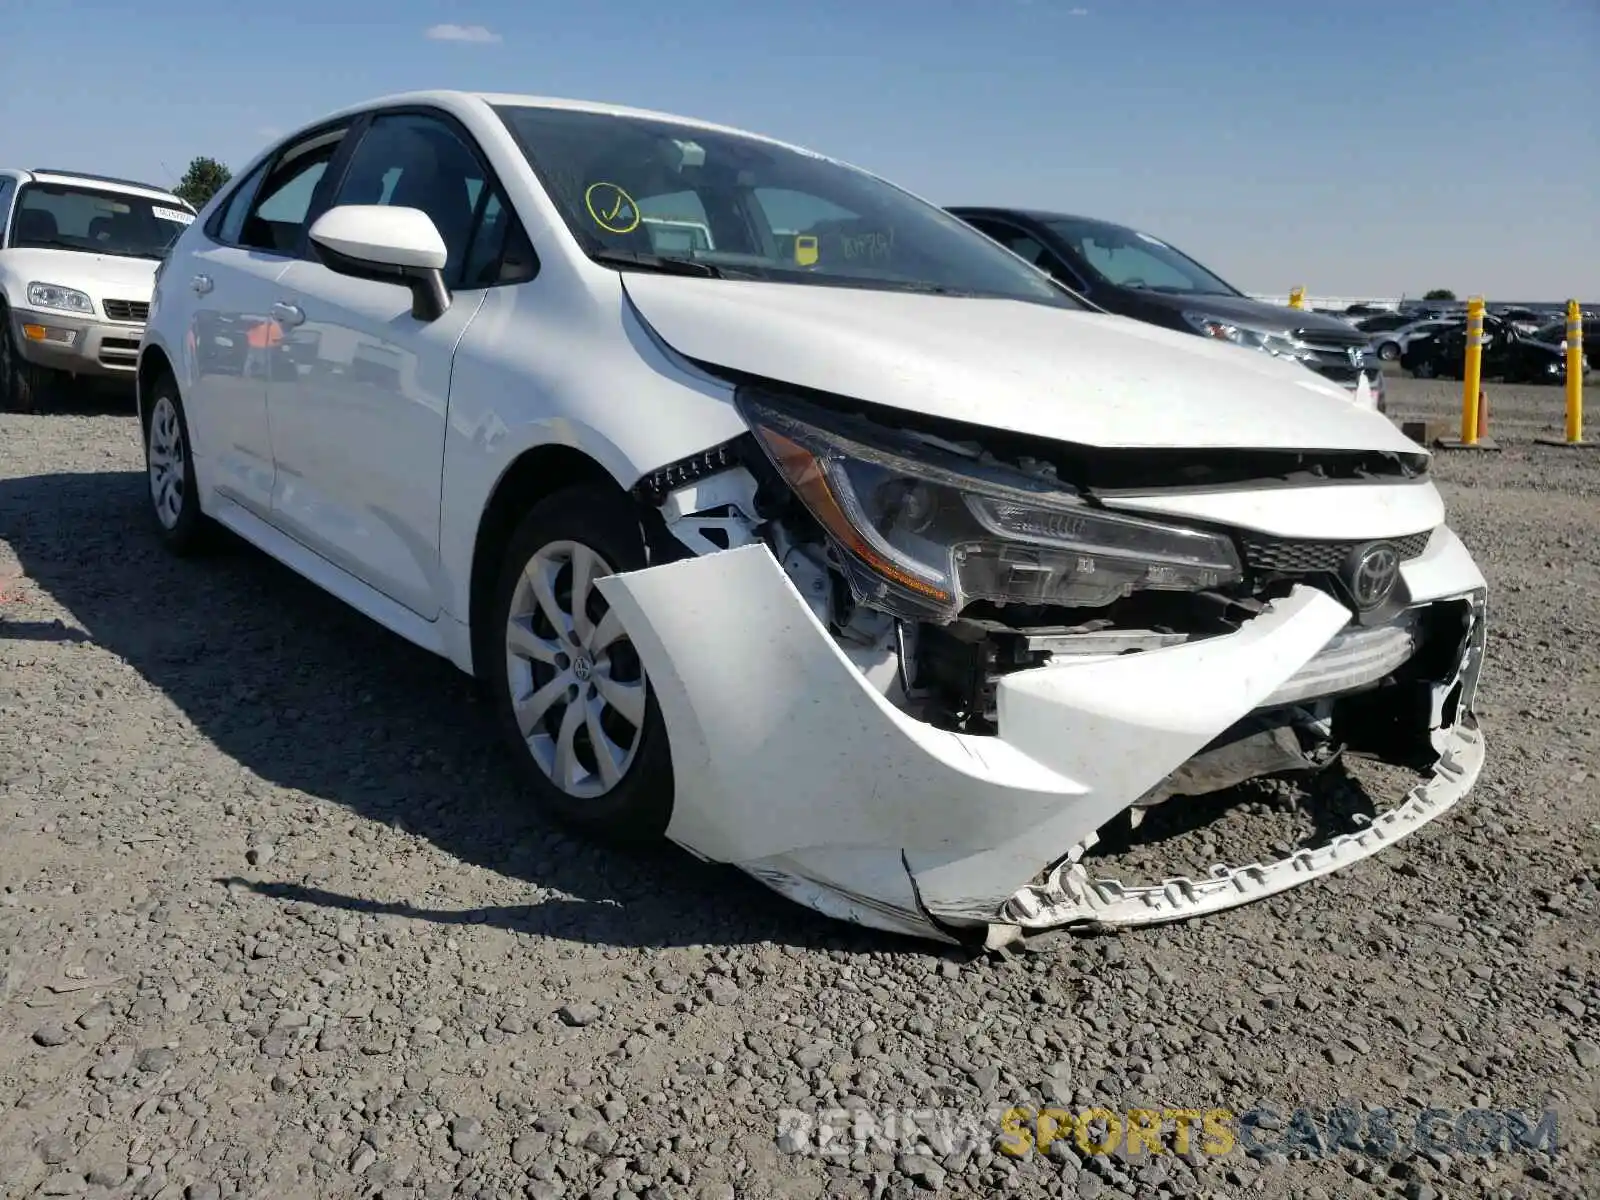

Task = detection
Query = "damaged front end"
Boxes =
[596,386,1488,948]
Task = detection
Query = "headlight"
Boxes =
[1182,312,1308,361]
[738,391,1242,622]
[27,282,95,316]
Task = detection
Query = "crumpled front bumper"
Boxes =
[594,528,1487,946]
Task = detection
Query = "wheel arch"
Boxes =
[136,343,177,432]
[467,443,636,679]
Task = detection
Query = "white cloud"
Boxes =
[1069,6,1090,14]
[425,23,502,44]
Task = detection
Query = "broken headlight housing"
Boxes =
[738,391,1243,623]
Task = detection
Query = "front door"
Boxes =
[264,110,499,620]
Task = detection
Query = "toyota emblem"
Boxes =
[1345,542,1400,610]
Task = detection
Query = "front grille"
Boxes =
[103,299,149,323]
[1293,327,1369,385]
[1240,529,1433,576]
[98,337,140,368]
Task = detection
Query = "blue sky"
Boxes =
[3,0,1594,299]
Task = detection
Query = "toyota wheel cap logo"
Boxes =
[1345,542,1401,610]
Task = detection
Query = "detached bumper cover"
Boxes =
[594,530,1487,945]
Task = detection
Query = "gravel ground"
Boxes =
[1,376,1597,1200]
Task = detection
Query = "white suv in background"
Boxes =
[0,168,195,410]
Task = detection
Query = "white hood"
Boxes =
[2,248,159,307]
[621,275,1423,455]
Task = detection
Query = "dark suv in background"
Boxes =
[949,207,1385,413]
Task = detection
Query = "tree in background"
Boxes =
[173,157,232,210]
[1423,288,1457,301]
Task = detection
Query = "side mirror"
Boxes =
[308,205,452,322]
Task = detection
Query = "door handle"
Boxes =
[190,274,213,295]
[271,302,305,328]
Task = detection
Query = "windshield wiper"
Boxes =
[588,249,722,278]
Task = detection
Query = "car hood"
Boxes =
[1,247,160,302]
[621,275,1422,454]
[1127,288,1364,338]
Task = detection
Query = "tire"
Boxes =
[0,301,61,412]
[142,375,214,555]
[484,484,674,842]
[1412,359,1437,379]
[1378,341,1400,362]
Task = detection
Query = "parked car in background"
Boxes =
[947,207,1385,412]
[1356,312,1421,335]
[0,168,194,409]
[1530,316,1600,355]
[1367,316,1460,362]
[136,90,1485,945]
[1403,314,1586,382]
[1491,305,1548,335]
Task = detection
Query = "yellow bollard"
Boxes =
[1460,296,1485,445]
[1287,286,1305,310]
[1566,299,1584,444]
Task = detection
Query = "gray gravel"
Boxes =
[1,376,1597,1200]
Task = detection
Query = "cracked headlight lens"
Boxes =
[738,391,1242,622]
[26,282,95,315]
[1182,311,1308,361]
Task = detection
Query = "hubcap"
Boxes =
[147,396,186,530]
[504,541,647,799]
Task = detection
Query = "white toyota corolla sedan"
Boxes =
[137,91,1487,947]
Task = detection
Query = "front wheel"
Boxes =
[0,302,60,412]
[1412,359,1437,379]
[485,485,674,842]
[143,379,214,554]
[1378,341,1400,362]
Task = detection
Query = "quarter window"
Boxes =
[459,189,538,288]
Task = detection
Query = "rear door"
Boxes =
[180,123,353,517]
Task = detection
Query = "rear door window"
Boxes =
[235,126,350,256]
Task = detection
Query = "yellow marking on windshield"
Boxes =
[584,182,641,234]
[794,235,818,266]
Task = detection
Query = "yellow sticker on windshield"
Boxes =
[585,182,640,234]
[794,235,818,267]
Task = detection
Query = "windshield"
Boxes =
[9,183,194,260]
[1044,216,1238,297]
[494,105,1074,305]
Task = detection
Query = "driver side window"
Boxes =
[329,112,488,286]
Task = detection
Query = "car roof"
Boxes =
[306,89,834,161]
[22,169,187,206]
